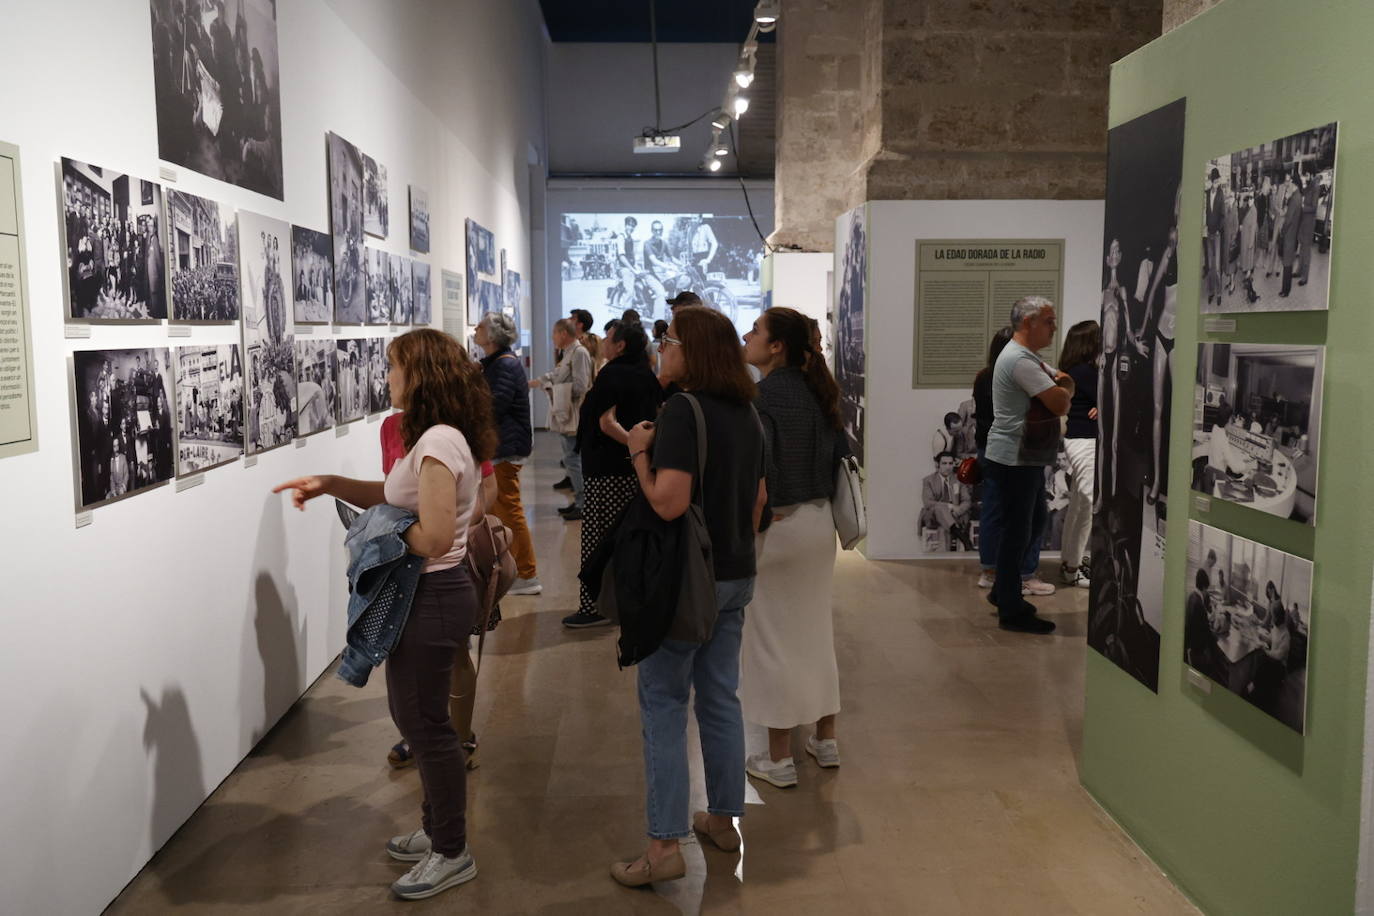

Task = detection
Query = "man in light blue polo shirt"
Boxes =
[985,296,1074,634]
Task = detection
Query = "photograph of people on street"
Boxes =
[175,343,242,474]
[835,205,866,465]
[327,132,366,323]
[363,154,388,239]
[1201,122,1337,314]
[411,261,431,325]
[409,185,429,253]
[392,254,412,325]
[334,338,368,424]
[367,337,390,413]
[290,226,333,323]
[166,189,239,321]
[1184,521,1312,733]
[294,339,336,437]
[148,0,284,199]
[366,247,391,325]
[466,218,497,323]
[1192,342,1323,525]
[73,347,176,507]
[61,159,167,320]
[557,212,763,338]
[238,210,296,452]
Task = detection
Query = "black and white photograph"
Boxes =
[1201,122,1337,314]
[1192,342,1323,525]
[61,158,167,320]
[466,218,497,323]
[409,185,429,253]
[166,189,239,321]
[1185,521,1312,734]
[392,254,413,325]
[291,226,333,323]
[476,279,503,320]
[174,344,243,474]
[148,0,284,200]
[238,209,296,452]
[366,246,391,325]
[504,265,524,345]
[334,338,368,423]
[558,212,764,338]
[327,132,366,323]
[73,347,175,508]
[363,154,389,239]
[294,339,336,437]
[367,337,391,414]
[834,205,866,465]
[412,261,431,325]
[1089,97,1187,694]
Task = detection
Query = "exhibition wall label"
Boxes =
[0,140,37,459]
[911,239,1063,389]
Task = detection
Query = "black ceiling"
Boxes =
[538,0,774,43]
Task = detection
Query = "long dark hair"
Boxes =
[672,306,756,404]
[1059,320,1101,372]
[984,326,1014,370]
[387,329,497,461]
[762,306,841,429]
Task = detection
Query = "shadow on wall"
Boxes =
[140,686,206,851]
[244,494,304,749]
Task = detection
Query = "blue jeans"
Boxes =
[637,577,754,840]
[977,450,1039,578]
[983,459,1048,621]
[560,434,584,509]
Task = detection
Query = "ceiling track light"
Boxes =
[733,93,750,116]
[711,110,732,131]
[734,42,757,88]
[705,156,723,173]
[753,0,780,30]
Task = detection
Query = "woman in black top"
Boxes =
[1058,320,1100,588]
[562,321,664,629]
[610,307,766,887]
[972,327,1040,588]
[739,307,847,788]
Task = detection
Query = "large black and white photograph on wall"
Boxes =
[1185,521,1312,734]
[166,189,239,321]
[327,132,366,323]
[73,347,175,508]
[334,339,368,423]
[238,209,296,452]
[834,205,866,465]
[412,261,431,325]
[174,344,242,474]
[367,337,391,413]
[476,280,504,319]
[365,247,391,325]
[363,154,388,239]
[61,159,167,320]
[1089,97,1187,694]
[392,255,413,325]
[148,0,284,200]
[1192,342,1323,525]
[505,265,524,345]
[294,340,336,437]
[291,226,333,323]
[557,212,764,338]
[1201,122,1337,314]
[409,185,429,253]
[466,218,497,323]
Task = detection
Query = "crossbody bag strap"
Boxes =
[473,519,499,676]
[680,393,708,509]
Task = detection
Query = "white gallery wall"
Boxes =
[0,1,546,913]
[862,200,1105,560]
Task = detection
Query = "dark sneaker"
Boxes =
[562,610,612,629]
[561,508,584,521]
[999,614,1056,634]
[552,476,573,490]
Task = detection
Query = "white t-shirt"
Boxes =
[383,424,479,573]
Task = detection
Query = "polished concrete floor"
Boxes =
[109,434,1198,915]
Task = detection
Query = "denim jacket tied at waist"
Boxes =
[338,503,424,687]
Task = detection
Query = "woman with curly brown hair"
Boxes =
[273,329,496,901]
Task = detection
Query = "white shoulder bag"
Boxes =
[831,455,866,550]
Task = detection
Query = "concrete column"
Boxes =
[1163,0,1227,31]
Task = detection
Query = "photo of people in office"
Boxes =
[61,158,168,320]
[1184,521,1312,734]
[1201,122,1337,314]
[836,205,866,466]
[74,347,176,508]
[1191,342,1323,525]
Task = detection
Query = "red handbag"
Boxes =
[956,455,981,487]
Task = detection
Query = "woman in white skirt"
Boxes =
[739,307,847,789]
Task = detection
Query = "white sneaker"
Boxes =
[386,827,431,862]
[391,848,478,900]
[1060,564,1090,589]
[805,735,840,768]
[508,577,542,596]
[976,571,994,589]
[1021,577,1056,597]
[746,753,798,788]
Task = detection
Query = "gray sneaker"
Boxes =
[746,752,798,788]
[386,827,431,862]
[391,848,478,900]
[508,577,542,596]
[805,735,840,768]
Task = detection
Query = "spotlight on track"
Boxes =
[753,0,780,29]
